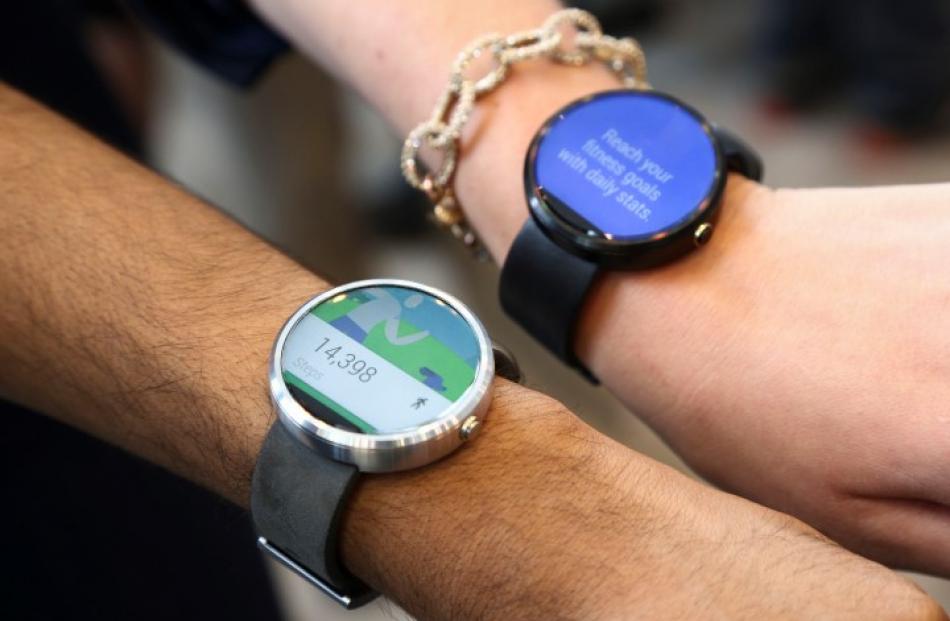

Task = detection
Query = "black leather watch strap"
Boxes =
[713,125,764,182]
[251,422,376,609]
[500,125,761,381]
[499,218,600,382]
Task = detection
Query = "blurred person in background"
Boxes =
[762,0,950,139]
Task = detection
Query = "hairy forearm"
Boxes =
[0,84,304,502]
[0,84,647,620]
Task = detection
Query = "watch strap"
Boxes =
[499,218,600,383]
[713,125,764,181]
[251,421,376,609]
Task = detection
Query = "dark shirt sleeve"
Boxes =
[123,0,288,87]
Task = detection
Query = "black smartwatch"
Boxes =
[251,279,520,609]
[499,89,763,380]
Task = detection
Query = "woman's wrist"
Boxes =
[449,62,776,396]
[453,62,620,260]
[575,174,774,414]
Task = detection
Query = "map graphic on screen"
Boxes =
[281,286,480,434]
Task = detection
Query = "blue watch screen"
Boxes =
[532,91,719,240]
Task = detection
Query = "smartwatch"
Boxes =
[251,279,520,609]
[499,89,763,380]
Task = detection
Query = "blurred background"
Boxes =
[3,0,949,619]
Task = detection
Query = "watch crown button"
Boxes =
[693,222,714,247]
[459,416,481,441]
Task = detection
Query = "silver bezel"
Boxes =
[269,278,495,473]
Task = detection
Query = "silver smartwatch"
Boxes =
[251,279,520,608]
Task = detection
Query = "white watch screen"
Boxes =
[280,285,481,434]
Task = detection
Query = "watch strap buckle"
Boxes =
[491,342,524,384]
[257,537,373,610]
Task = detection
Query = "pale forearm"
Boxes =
[248,0,622,256]
[252,0,773,432]
[247,0,565,136]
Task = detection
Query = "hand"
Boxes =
[580,178,950,576]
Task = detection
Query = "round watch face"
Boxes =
[526,90,723,249]
[276,282,489,437]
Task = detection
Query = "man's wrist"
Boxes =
[340,381,687,621]
[0,84,653,619]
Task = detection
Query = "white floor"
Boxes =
[146,2,950,617]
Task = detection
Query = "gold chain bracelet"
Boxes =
[400,8,649,259]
